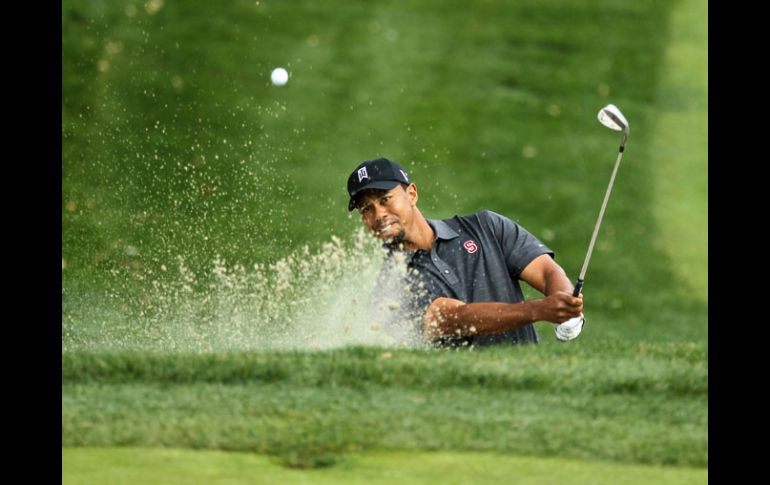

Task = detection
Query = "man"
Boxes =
[347,157,584,348]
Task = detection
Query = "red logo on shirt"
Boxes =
[463,240,478,254]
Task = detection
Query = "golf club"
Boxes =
[572,104,630,298]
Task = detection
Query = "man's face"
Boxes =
[357,184,418,244]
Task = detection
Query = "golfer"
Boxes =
[347,157,584,347]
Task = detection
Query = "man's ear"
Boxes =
[406,183,418,206]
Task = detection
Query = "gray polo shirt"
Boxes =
[369,210,553,347]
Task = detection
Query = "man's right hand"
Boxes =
[538,291,583,323]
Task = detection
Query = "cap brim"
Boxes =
[348,180,400,211]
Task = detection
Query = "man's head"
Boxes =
[347,158,420,246]
[347,158,411,211]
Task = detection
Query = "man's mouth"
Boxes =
[376,222,407,247]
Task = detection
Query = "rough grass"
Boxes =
[63,343,707,468]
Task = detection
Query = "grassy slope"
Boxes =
[62,0,704,342]
[62,447,707,485]
[651,0,708,302]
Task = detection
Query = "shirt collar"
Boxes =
[384,219,458,263]
[428,219,459,240]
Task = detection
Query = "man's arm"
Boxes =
[423,254,582,339]
[519,252,575,296]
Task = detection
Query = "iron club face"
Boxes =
[597,104,629,134]
[598,104,630,147]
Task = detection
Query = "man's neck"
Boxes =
[401,212,435,251]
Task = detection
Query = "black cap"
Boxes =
[347,158,410,211]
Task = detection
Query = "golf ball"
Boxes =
[270,67,289,86]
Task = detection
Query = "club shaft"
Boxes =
[573,143,626,296]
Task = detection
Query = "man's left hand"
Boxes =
[554,315,584,341]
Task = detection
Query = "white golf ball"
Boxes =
[270,67,289,86]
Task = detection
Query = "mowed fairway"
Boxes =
[63,448,707,485]
[62,0,707,482]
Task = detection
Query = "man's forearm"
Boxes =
[423,292,583,339]
[543,265,574,296]
[424,299,548,338]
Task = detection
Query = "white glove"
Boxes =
[554,316,584,341]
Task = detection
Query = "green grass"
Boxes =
[62,0,705,343]
[63,447,707,485]
[63,343,707,468]
[651,0,708,302]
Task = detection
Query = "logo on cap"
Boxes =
[357,167,369,182]
[400,169,409,181]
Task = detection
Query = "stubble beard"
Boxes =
[383,228,408,250]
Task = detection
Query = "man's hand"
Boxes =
[554,315,585,341]
[536,291,583,324]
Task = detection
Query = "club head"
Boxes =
[597,104,629,135]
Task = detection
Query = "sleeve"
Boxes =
[367,253,431,346]
[482,210,554,278]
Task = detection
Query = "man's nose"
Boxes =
[373,203,389,220]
